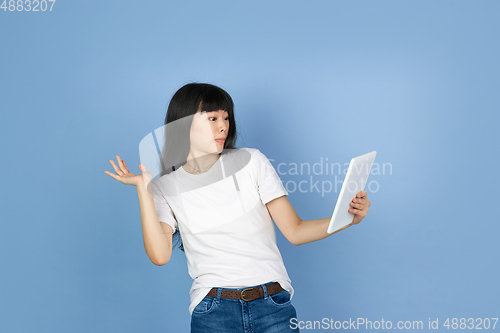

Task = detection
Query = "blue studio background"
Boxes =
[1,0,499,332]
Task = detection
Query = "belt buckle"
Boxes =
[240,287,253,301]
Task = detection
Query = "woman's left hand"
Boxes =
[349,191,371,225]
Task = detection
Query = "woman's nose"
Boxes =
[217,119,228,131]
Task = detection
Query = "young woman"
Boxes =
[104,83,371,332]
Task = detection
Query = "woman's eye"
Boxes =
[209,117,229,121]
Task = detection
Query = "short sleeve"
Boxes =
[251,149,289,205]
[152,180,178,233]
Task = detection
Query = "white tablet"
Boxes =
[327,151,377,234]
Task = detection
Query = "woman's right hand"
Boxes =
[104,155,152,189]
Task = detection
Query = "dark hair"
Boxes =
[159,82,239,252]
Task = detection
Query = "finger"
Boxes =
[109,160,124,176]
[351,197,368,207]
[121,159,131,173]
[116,155,127,173]
[351,201,370,211]
[348,207,367,217]
[104,170,121,181]
[356,191,367,198]
[349,201,365,209]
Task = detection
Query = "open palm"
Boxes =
[104,155,152,188]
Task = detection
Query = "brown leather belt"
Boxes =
[206,282,284,301]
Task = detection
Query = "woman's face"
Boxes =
[189,109,229,155]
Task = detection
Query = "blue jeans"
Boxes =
[191,281,300,333]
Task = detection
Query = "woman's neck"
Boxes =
[182,152,221,174]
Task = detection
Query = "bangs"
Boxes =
[199,86,233,113]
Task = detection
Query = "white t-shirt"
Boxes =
[152,147,293,315]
